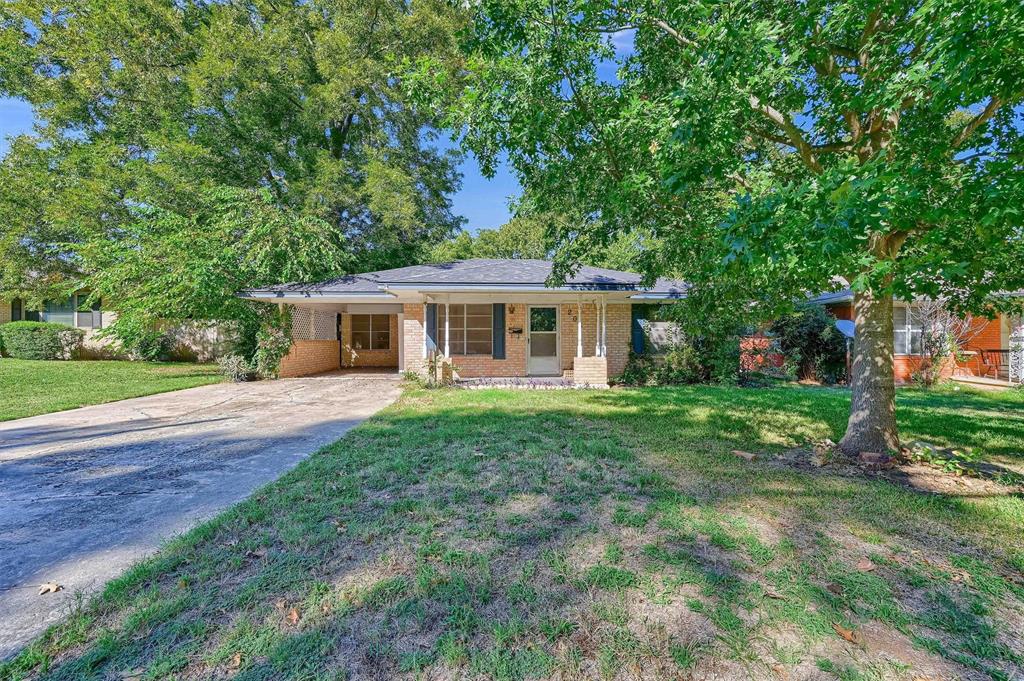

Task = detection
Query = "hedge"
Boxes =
[0,321,85,360]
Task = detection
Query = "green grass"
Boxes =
[3,382,1023,680]
[0,359,222,421]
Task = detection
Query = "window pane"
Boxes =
[11,298,22,321]
[893,306,907,327]
[530,307,557,332]
[351,315,370,332]
[352,331,372,350]
[909,330,922,355]
[372,330,390,350]
[893,330,908,355]
[465,314,491,329]
[467,329,492,344]
[465,304,491,316]
[466,341,492,355]
[371,315,390,332]
[45,296,75,326]
[906,306,924,332]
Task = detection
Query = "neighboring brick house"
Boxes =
[240,259,688,385]
[811,289,1024,384]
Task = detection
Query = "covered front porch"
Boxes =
[405,294,635,387]
[268,293,636,386]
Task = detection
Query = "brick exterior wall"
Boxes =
[955,314,1008,378]
[0,299,10,325]
[572,356,609,386]
[558,302,630,379]
[403,301,633,380]
[825,302,1010,383]
[279,340,341,378]
[403,304,426,374]
[341,313,399,368]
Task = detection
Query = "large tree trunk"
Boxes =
[838,289,900,456]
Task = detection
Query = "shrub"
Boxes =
[618,343,714,386]
[253,306,292,379]
[769,305,848,384]
[0,321,85,360]
[130,330,173,361]
[99,317,173,360]
[218,354,257,382]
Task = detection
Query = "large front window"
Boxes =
[351,314,390,350]
[893,305,923,355]
[44,296,75,327]
[438,304,492,355]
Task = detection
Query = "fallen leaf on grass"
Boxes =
[286,607,301,625]
[771,664,790,680]
[856,557,876,572]
[832,622,863,645]
[228,651,242,669]
[38,582,62,595]
[732,450,758,461]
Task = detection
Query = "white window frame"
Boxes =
[350,314,390,351]
[894,303,924,356]
[439,304,493,356]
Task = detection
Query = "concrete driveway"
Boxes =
[0,371,401,659]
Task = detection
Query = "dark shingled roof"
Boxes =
[246,259,689,296]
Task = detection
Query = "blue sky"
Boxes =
[0,96,519,234]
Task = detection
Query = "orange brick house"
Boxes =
[811,289,1024,385]
[240,259,687,386]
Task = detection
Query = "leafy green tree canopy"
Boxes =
[0,0,466,326]
[424,0,1024,454]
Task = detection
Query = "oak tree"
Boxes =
[432,0,1024,454]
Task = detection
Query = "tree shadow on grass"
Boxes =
[7,389,1023,680]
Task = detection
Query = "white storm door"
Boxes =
[527,306,560,375]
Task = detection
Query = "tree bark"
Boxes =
[839,289,900,456]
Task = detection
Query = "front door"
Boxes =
[527,306,560,376]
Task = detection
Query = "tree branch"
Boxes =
[748,95,823,173]
[648,18,698,49]
[951,97,1002,149]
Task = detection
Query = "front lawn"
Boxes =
[5,384,1023,680]
[0,359,222,421]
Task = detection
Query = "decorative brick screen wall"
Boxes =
[290,307,337,341]
[277,306,340,377]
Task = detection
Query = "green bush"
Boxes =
[769,305,848,384]
[0,321,85,360]
[618,343,715,386]
[217,354,257,382]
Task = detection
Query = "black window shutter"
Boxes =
[492,303,506,359]
[11,298,22,321]
[425,303,437,352]
[630,305,645,354]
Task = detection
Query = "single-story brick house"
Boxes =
[240,259,687,385]
[811,289,1024,384]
